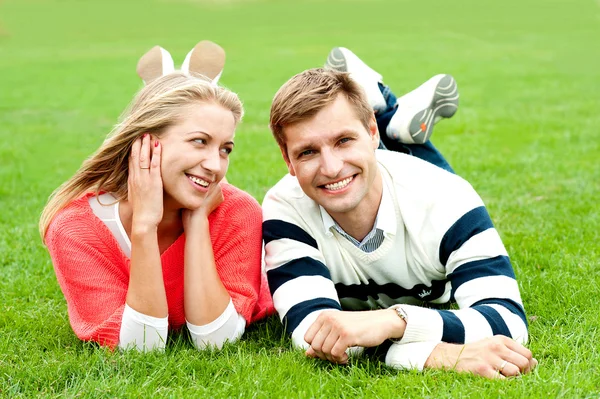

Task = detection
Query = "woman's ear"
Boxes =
[136,46,175,85]
[181,40,225,84]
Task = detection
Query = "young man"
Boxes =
[262,47,537,379]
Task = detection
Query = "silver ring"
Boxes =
[498,360,508,373]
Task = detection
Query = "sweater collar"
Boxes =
[319,165,397,238]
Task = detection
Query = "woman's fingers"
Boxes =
[139,133,151,170]
[129,137,141,171]
[150,139,161,176]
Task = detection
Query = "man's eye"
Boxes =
[339,137,351,144]
[299,150,314,158]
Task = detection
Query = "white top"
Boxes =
[263,150,528,370]
[89,193,245,351]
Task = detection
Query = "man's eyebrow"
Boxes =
[290,141,316,155]
[331,130,357,141]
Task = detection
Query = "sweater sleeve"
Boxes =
[209,185,274,325]
[187,299,246,350]
[262,182,342,344]
[119,304,168,351]
[45,205,131,348]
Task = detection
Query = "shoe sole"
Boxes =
[324,47,386,112]
[325,47,348,72]
[407,74,459,143]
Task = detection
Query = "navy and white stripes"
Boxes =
[262,151,529,368]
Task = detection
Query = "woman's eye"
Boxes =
[194,139,206,145]
[220,147,232,155]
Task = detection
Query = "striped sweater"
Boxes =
[262,150,528,370]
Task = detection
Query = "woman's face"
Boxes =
[156,101,236,211]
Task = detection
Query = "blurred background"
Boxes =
[1,0,599,396]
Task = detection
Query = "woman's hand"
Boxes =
[125,134,168,319]
[128,134,163,231]
[182,181,231,327]
[182,182,224,233]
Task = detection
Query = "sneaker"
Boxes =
[182,40,226,84]
[387,74,459,144]
[324,47,387,113]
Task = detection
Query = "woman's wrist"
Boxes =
[184,213,210,234]
[131,221,158,237]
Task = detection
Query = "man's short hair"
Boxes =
[269,68,374,155]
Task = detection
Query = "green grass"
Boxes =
[1,0,600,397]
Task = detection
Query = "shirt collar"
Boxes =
[319,168,397,237]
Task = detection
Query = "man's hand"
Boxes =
[425,335,538,379]
[304,309,406,364]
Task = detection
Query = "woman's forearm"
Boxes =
[184,217,231,325]
[126,225,168,317]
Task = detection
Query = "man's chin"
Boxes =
[318,199,356,216]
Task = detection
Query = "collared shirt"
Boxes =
[319,173,396,253]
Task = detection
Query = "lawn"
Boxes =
[1,0,599,397]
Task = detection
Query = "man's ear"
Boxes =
[280,146,296,176]
[369,112,380,149]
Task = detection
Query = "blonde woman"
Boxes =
[40,70,273,351]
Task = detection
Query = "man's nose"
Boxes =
[319,148,343,178]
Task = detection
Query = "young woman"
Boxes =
[40,72,273,351]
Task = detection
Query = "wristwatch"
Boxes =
[389,304,408,342]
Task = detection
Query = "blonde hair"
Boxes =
[269,68,373,155]
[39,72,243,240]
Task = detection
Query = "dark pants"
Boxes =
[375,83,454,174]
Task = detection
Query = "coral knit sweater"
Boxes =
[45,183,274,348]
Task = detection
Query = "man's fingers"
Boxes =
[306,346,347,365]
[308,324,332,354]
[330,339,349,363]
[304,318,323,345]
[320,329,341,357]
[499,361,522,377]
[527,358,538,374]
[503,351,531,374]
[503,336,533,361]
[500,337,535,374]
[492,370,507,380]
[305,347,317,358]
[305,346,328,362]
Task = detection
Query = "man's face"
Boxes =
[282,94,381,221]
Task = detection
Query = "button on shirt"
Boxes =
[319,175,396,253]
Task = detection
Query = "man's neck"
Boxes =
[328,172,383,242]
